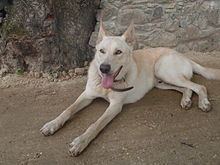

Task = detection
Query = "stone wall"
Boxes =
[89,0,220,52]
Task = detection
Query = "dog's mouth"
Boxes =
[101,66,133,92]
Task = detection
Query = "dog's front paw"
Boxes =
[69,135,89,156]
[181,97,192,110]
[199,98,212,112]
[40,119,61,136]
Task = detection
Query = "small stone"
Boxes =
[48,75,54,81]
[75,67,85,75]
[23,72,28,76]
[166,3,175,9]
[65,75,71,80]
[29,71,34,77]
[42,73,49,78]
[6,85,11,88]
[69,72,74,77]
[84,61,89,66]
[62,71,67,77]
[68,69,74,73]
[152,6,163,19]
[53,72,59,79]
[34,72,41,78]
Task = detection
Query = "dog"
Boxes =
[40,20,220,156]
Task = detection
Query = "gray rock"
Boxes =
[75,67,86,75]
[117,9,146,26]
[152,6,163,19]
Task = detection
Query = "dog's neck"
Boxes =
[125,56,138,84]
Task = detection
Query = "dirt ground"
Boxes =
[0,52,220,165]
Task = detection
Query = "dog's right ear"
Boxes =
[96,19,107,44]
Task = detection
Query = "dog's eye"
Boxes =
[99,49,105,54]
[114,50,122,55]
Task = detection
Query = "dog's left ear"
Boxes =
[122,21,136,45]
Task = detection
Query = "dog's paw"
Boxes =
[181,97,192,110]
[69,135,89,156]
[199,98,212,112]
[40,119,60,136]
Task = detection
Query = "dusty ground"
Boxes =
[0,52,220,165]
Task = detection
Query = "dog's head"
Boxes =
[94,21,136,89]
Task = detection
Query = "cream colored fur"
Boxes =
[40,22,220,156]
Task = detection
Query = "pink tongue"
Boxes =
[101,74,114,89]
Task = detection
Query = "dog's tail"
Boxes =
[191,60,220,80]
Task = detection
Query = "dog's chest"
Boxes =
[124,73,154,104]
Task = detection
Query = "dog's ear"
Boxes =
[96,19,107,44]
[122,21,136,45]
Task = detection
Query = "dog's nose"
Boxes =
[100,64,111,74]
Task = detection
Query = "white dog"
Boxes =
[40,21,220,156]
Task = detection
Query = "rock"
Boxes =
[42,73,50,78]
[89,32,98,47]
[69,72,75,77]
[75,67,86,75]
[84,61,89,66]
[0,68,8,78]
[52,72,59,79]
[101,4,118,21]
[68,69,74,74]
[146,31,177,47]
[176,44,190,53]
[117,9,146,26]
[152,6,163,19]
[207,9,220,27]
[164,18,179,32]
[34,72,42,78]
[62,71,67,77]
[28,71,34,77]
[65,75,71,80]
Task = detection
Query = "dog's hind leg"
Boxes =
[69,101,123,156]
[155,54,211,112]
[40,91,95,136]
[156,81,193,109]
[160,77,211,112]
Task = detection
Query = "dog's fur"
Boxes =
[40,21,220,156]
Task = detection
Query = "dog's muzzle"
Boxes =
[100,65,133,92]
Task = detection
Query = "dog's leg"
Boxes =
[155,81,193,109]
[166,77,211,112]
[40,91,94,136]
[180,88,193,109]
[69,101,123,156]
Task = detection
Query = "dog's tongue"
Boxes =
[101,74,114,89]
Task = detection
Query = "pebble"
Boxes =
[69,72,75,77]
[0,68,9,78]
[42,73,49,78]
[65,75,71,80]
[29,71,34,77]
[84,61,89,66]
[62,71,67,77]
[34,72,41,78]
[75,67,85,75]
[68,69,74,73]
[53,72,59,79]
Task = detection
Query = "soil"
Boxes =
[0,51,220,165]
